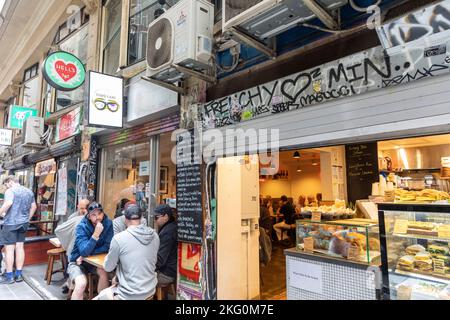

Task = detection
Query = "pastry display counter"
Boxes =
[378,203,450,300]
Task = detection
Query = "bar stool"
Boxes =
[155,282,176,300]
[45,248,67,285]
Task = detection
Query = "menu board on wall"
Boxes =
[176,130,203,244]
[345,143,379,205]
[55,167,68,216]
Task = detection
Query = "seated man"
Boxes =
[113,201,146,235]
[68,202,113,300]
[95,204,159,300]
[154,204,178,295]
[273,195,296,242]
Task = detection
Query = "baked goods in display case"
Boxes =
[378,203,450,300]
[300,200,356,220]
[296,219,380,264]
[395,189,450,203]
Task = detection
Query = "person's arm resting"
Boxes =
[103,238,120,272]
[29,202,37,220]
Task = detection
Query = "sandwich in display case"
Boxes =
[296,219,381,265]
[378,203,450,300]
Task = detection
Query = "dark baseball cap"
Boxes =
[88,202,103,214]
[153,204,172,218]
[124,204,142,220]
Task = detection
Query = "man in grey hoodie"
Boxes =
[94,204,159,300]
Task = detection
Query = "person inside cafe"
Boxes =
[94,204,159,300]
[316,193,323,206]
[113,200,145,235]
[273,195,296,242]
[54,198,90,293]
[259,199,273,234]
[307,195,318,206]
[114,198,131,218]
[154,204,178,297]
[68,202,113,300]
[295,195,306,214]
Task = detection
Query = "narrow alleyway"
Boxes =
[0,280,43,300]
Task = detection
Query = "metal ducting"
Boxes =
[2,156,28,171]
[24,135,81,165]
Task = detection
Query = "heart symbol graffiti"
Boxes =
[55,60,77,82]
[281,73,312,102]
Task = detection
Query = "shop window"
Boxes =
[158,132,177,205]
[101,141,151,219]
[103,0,123,75]
[54,25,89,111]
[22,64,39,109]
[128,0,178,65]
[42,81,53,118]
[54,7,89,44]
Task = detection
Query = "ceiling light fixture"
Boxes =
[293,151,300,159]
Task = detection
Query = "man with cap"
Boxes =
[94,204,159,300]
[113,200,146,235]
[154,204,178,295]
[68,202,113,300]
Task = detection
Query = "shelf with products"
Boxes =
[379,203,450,300]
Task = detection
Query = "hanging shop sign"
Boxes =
[200,41,450,129]
[55,167,68,216]
[35,159,57,177]
[0,129,13,146]
[88,71,124,129]
[55,107,81,142]
[7,105,38,129]
[43,51,86,91]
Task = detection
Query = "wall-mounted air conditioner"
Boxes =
[22,116,44,146]
[146,0,214,83]
[222,0,348,41]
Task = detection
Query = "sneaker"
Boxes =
[0,275,14,285]
[14,274,24,283]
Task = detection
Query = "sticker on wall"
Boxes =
[7,105,38,129]
[43,51,86,91]
[88,71,124,129]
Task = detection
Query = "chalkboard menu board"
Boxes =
[176,130,203,244]
[345,142,379,205]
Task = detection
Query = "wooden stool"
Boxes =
[45,248,67,285]
[155,282,176,300]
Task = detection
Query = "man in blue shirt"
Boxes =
[68,202,113,300]
[0,176,36,284]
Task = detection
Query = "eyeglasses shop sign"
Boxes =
[88,71,124,128]
[0,129,13,146]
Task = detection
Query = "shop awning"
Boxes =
[25,135,80,164]
[2,155,28,171]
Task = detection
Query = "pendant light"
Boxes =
[293,151,300,159]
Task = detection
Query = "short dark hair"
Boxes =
[280,195,288,202]
[124,204,142,220]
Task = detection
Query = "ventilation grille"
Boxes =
[146,17,173,70]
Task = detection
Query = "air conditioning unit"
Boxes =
[223,0,348,41]
[146,0,214,83]
[22,116,44,146]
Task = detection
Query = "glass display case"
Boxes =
[379,203,450,300]
[296,218,380,265]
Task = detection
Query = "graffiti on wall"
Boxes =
[200,42,450,129]
[377,0,450,48]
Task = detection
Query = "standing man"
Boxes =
[68,202,113,300]
[95,204,159,300]
[0,176,37,284]
[153,204,177,296]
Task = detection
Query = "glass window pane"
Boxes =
[23,77,39,109]
[105,0,122,44]
[101,141,150,219]
[103,29,121,75]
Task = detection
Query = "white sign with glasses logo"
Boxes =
[88,71,124,128]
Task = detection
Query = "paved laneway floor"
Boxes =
[0,280,43,300]
[24,263,67,300]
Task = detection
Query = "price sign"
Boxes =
[311,212,321,222]
[397,285,412,300]
[438,225,450,239]
[393,219,409,234]
[433,258,446,275]
[303,237,314,252]
[347,244,360,261]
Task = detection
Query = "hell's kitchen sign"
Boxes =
[43,51,85,91]
[55,107,81,142]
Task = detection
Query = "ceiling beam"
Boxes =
[303,0,339,30]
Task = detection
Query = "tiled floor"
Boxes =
[0,280,43,300]
[260,240,291,300]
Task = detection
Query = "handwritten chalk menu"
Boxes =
[176,130,203,244]
[345,143,379,204]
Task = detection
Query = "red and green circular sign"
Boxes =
[43,51,86,91]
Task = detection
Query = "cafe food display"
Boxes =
[395,188,450,203]
[379,203,450,300]
[301,200,356,220]
[296,219,380,264]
